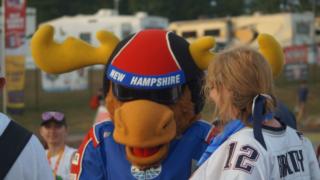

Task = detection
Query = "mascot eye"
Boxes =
[164,123,169,129]
[112,83,183,105]
[162,120,173,130]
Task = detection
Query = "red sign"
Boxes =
[4,0,26,49]
[284,45,308,64]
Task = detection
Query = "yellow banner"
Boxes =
[5,55,25,109]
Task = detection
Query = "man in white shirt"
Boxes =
[0,77,54,180]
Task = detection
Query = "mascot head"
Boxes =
[31,25,283,168]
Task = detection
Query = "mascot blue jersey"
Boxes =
[70,120,214,180]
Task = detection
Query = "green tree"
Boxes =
[250,0,282,13]
[26,0,318,24]
[211,0,246,17]
[28,0,113,24]
[126,0,217,21]
[249,0,317,14]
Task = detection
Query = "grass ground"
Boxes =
[2,68,320,148]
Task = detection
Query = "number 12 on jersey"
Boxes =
[224,142,260,174]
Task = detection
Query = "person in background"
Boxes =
[89,88,105,110]
[93,104,111,124]
[97,88,105,106]
[274,100,297,129]
[39,111,76,180]
[296,80,309,124]
[0,77,53,180]
[91,88,110,123]
[317,144,320,166]
[191,46,320,179]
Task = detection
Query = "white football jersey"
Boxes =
[191,126,320,180]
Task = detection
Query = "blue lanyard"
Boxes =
[197,95,272,166]
[197,119,245,166]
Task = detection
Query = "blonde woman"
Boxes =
[191,47,320,180]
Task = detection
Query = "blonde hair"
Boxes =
[204,47,276,124]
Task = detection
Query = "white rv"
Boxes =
[169,12,315,80]
[232,12,314,48]
[169,17,230,51]
[170,12,314,48]
[42,9,169,44]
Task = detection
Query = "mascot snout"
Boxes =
[114,100,176,167]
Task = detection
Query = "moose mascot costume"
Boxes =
[31,25,283,180]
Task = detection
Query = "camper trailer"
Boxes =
[169,17,230,51]
[169,12,315,80]
[169,12,314,48]
[169,18,229,42]
[43,9,169,44]
[233,12,314,47]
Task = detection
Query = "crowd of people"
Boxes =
[1,29,320,180]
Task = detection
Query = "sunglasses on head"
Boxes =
[41,111,65,122]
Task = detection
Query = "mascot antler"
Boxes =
[189,36,215,70]
[31,25,120,74]
[257,34,284,78]
[189,33,284,77]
